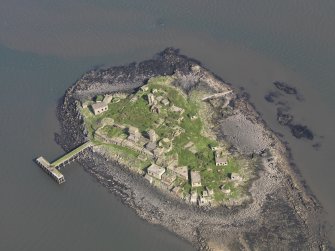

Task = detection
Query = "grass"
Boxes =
[102,143,139,158]
[102,126,125,138]
[100,144,150,170]
[79,76,247,203]
[95,95,104,102]
[106,96,159,132]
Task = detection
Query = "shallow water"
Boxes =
[0,1,334,249]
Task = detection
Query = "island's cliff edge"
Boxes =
[55,48,329,250]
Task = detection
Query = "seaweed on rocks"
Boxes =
[312,142,321,150]
[277,107,293,125]
[289,124,314,140]
[264,83,315,141]
[276,107,314,140]
[274,81,298,95]
[273,81,303,101]
[264,91,281,103]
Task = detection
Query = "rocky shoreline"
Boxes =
[55,48,330,250]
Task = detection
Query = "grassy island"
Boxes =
[79,76,253,206]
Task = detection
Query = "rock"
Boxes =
[289,124,314,140]
[273,81,297,95]
[312,142,321,150]
[264,91,281,103]
[276,108,293,125]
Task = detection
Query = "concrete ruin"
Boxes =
[191,171,202,188]
[91,102,108,115]
[128,126,140,142]
[147,164,165,179]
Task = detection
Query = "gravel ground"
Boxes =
[220,112,272,155]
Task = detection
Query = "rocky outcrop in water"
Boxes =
[273,81,303,101]
[265,82,315,142]
[289,124,314,140]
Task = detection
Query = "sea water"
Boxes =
[0,1,334,249]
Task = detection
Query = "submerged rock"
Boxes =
[273,81,298,95]
[277,108,293,125]
[289,124,314,140]
[264,91,281,103]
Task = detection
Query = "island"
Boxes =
[40,48,329,250]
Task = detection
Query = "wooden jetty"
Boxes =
[35,141,92,184]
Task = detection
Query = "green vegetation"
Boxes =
[79,76,248,204]
[102,126,125,138]
[95,95,104,102]
[100,144,150,170]
[108,98,153,131]
[50,141,92,167]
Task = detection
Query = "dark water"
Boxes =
[1,1,335,249]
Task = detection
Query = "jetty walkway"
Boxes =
[35,141,93,184]
[202,90,232,101]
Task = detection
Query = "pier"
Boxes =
[202,90,232,101]
[35,141,93,184]
[35,157,65,184]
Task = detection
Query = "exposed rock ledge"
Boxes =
[55,48,330,250]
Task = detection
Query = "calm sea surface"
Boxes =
[1,1,334,249]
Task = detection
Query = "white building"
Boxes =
[91,102,108,115]
[147,164,165,180]
[167,165,189,181]
[103,94,113,104]
[230,173,243,182]
[140,85,149,92]
[147,129,158,142]
[190,191,198,204]
[147,93,155,106]
[191,171,202,188]
[215,156,228,166]
[128,126,140,142]
[161,98,170,106]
